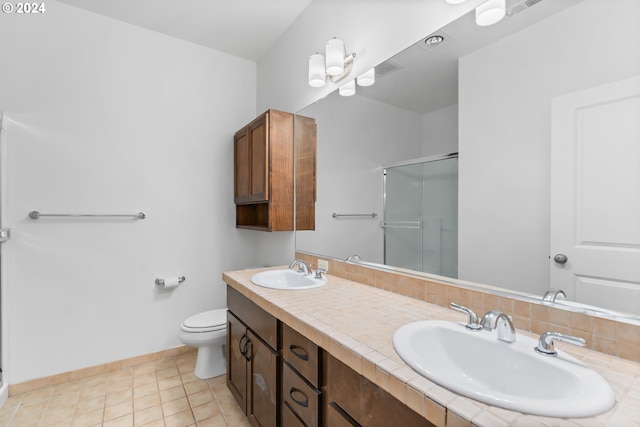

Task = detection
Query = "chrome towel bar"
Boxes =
[29,211,146,220]
[332,212,377,218]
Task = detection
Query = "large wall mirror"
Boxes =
[295,0,640,321]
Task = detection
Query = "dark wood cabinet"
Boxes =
[226,284,435,427]
[235,114,269,204]
[227,311,248,411]
[281,323,321,427]
[247,330,279,427]
[295,114,317,231]
[323,352,435,427]
[234,109,316,231]
[234,110,291,231]
[227,286,280,426]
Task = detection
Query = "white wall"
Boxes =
[458,0,640,294]
[295,93,422,262]
[0,1,259,384]
[422,104,458,156]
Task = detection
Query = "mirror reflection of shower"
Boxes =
[383,153,458,277]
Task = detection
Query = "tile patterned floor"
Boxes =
[0,352,251,427]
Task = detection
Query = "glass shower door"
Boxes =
[384,156,458,277]
[384,163,423,271]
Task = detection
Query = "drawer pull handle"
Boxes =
[243,338,251,361]
[289,387,309,408]
[289,344,309,361]
[239,334,247,356]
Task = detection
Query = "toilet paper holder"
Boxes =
[155,276,186,286]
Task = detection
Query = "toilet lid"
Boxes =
[182,309,227,331]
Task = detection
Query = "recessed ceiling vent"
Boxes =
[375,59,402,79]
[506,0,543,17]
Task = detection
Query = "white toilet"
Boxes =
[179,309,228,379]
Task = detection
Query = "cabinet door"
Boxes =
[234,127,250,203]
[247,330,279,427]
[227,312,248,413]
[248,114,269,202]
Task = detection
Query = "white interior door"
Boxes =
[550,76,640,315]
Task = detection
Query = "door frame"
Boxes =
[0,112,9,404]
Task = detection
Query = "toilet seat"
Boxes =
[181,309,227,333]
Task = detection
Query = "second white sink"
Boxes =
[251,269,327,290]
[393,320,615,418]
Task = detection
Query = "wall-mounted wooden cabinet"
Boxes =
[234,109,316,232]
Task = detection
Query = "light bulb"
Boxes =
[308,53,326,87]
[357,68,375,87]
[339,80,356,97]
[325,38,345,76]
[475,0,506,26]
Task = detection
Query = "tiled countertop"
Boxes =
[223,268,640,427]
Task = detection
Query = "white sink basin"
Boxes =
[251,269,327,290]
[393,320,615,417]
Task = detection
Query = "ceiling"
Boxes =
[358,0,580,115]
[57,0,313,61]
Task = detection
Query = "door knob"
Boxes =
[553,254,568,264]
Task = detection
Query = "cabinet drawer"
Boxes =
[283,401,307,427]
[326,402,361,427]
[283,362,320,427]
[227,285,278,350]
[282,323,319,387]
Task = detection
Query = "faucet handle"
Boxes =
[535,331,586,356]
[314,268,326,279]
[450,303,482,330]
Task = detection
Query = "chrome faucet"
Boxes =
[535,331,586,356]
[346,254,361,262]
[542,289,566,302]
[480,310,516,343]
[450,303,482,330]
[289,260,311,275]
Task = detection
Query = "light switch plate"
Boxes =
[317,259,329,272]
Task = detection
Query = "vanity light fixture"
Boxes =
[475,0,506,26]
[307,37,356,88]
[338,79,356,97]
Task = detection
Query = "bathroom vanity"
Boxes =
[227,284,431,427]
[224,268,640,427]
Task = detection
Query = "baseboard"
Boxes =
[0,383,8,407]
[9,345,196,396]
